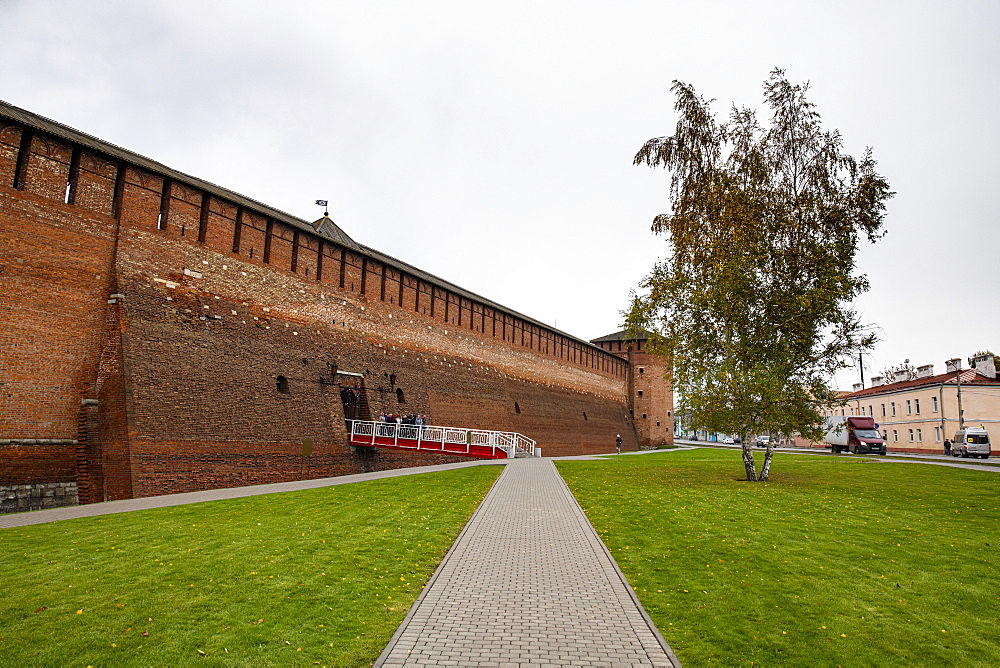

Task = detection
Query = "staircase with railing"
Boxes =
[348,420,537,460]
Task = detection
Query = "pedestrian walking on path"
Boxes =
[616,434,623,454]
[376,457,677,667]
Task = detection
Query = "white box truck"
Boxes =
[825,415,887,455]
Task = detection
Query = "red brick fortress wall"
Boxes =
[0,103,637,505]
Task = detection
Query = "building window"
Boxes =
[514,401,521,414]
[932,396,939,412]
[915,398,921,415]
[891,402,896,416]
[639,367,645,375]
[882,430,887,440]
[908,429,914,442]
[583,411,588,421]
[917,428,922,442]
[276,375,290,394]
[934,427,941,442]
[637,390,643,398]
[656,420,660,427]
[396,387,406,404]
[642,413,647,419]
[893,430,898,443]
[881,403,886,417]
[850,407,854,416]
[906,400,912,415]
[868,405,873,416]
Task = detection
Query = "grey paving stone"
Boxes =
[375,458,679,667]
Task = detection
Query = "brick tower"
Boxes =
[591,331,673,449]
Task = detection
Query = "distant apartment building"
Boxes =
[822,353,1000,454]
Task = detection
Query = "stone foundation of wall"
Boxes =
[0,482,78,514]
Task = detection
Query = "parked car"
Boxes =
[755,435,770,448]
[951,426,991,459]
[722,437,734,444]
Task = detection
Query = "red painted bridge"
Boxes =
[348,420,537,459]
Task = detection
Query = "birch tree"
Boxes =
[629,69,893,481]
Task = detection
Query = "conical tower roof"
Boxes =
[311,215,359,249]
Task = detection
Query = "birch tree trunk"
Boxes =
[741,436,757,481]
[759,435,775,481]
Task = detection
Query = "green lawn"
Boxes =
[0,465,501,667]
[557,450,1000,666]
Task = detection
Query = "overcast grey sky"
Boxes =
[3,0,998,389]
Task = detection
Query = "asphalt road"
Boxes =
[672,439,1000,472]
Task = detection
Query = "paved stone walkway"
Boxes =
[376,457,678,667]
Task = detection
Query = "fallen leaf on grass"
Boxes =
[35,607,47,613]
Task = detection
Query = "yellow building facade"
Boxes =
[825,353,1000,454]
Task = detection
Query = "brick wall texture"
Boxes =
[0,105,661,507]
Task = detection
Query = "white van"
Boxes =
[951,427,991,459]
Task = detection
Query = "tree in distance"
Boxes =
[628,69,893,481]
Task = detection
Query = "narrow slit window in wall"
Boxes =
[396,387,405,404]
[514,401,521,414]
[276,375,290,394]
[158,177,172,230]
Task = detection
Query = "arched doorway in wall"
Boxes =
[341,388,359,428]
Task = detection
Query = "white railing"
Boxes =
[349,420,536,458]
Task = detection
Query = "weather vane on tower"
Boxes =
[315,199,329,217]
